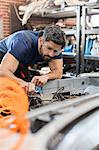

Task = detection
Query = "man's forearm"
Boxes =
[0,69,35,92]
[0,69,26,86]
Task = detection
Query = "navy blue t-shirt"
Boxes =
[0,30,62,67]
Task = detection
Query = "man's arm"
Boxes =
[0,53,35,92]
[32,58,63,86]
[47,58,63,79]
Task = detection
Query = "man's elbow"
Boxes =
[57,71,63,79]
[57,74,62,79]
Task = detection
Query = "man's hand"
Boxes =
[31,75,49,86]
[21,81,35,93]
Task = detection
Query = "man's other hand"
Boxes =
[21,81,35,93]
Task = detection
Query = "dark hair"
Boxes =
[38,30,44,37]
[42,25,66,49]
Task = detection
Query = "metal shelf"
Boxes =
[81,5,99,73]
[84,55,99,60]
[62,52,76,58]
[87,5,99,15]
[43,6,76,18]
[85,29,99,35]
[61,29,76,35]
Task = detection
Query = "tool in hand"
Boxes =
[35,86,43,97]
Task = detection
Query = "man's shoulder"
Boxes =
[11,30,38,38]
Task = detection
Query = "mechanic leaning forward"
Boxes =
[0,25,66,93]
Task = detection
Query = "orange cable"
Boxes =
[0,76,30,149]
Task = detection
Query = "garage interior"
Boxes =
[0,0,99,149]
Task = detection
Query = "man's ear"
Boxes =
[39,36,43,44]
[38,36,43,50]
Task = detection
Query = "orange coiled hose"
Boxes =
[0,76,30,149]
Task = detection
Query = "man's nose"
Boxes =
[48,50,55,57]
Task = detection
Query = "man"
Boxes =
[0,25,66,93]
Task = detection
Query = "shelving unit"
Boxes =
[81,5,99,73]
[43,6,82,75]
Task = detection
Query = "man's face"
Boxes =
[39,40,62,60]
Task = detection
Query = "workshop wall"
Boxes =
[0,0,26,38]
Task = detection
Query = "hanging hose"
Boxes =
[0,76,29,149]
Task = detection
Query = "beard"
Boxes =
[42,55,53,60]
[39,45,53,60]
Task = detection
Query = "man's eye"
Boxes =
[54,50,58,53]
[48,47,52,50]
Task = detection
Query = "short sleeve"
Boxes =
[7,34,29,62]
